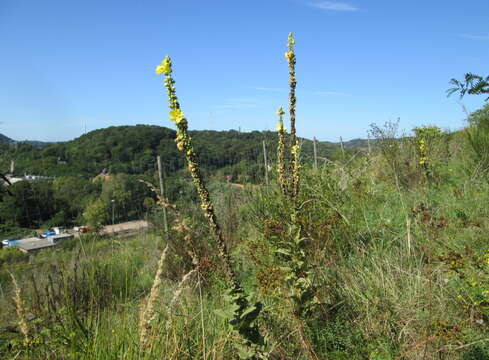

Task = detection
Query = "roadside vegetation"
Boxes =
[1,34,488,359]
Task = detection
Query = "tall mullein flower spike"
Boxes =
[276,107,289,197]
[285,33,300,200]
[286,33,297,148]
[157,56,238,289]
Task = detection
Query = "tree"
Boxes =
[448,73,489,100]
[0,180,55,228]
[83,199,109,228]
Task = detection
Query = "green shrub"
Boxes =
[0,246,28,267]
[467,104,489,172]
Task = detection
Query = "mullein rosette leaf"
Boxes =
[156,56,265,359]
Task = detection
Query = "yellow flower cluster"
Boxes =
[169,109,184,124]
[285,33,296,71]
[291,143,299,155]
[276,107,285,131]
[285,50,294,62]
[155,57,172,75]
[418,138,428,165]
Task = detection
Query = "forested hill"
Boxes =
[0,125,347,177]
[0,134,13,143]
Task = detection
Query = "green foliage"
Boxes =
[0,173,153,232]
[440,247,489,320]
[2,125,341,179]
[0,180,55,228]
[467,104,489,171]
[461,345,489,360]
[369,121,411,185]
[270,217,318,316]
[83,199,109,227]
[0,246,28,266]
[413,125,445,178]
[215,288,265,359]
[448,73,489,101]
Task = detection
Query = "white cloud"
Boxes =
[309,1,358,11]
[460,33,489,41]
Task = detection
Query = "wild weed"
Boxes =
[156,56,265,358]
[413,125,446,180]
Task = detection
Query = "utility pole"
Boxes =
[111,199,115,225]
[313,137,318,170]
[157,156,169,233]
[262,140,269,186]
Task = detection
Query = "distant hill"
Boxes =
[0,125,365,177]
[20,140,55,148]
[0,133,14,143]
[0,132,54,147]
[340,138,372,151]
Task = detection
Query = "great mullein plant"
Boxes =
[276,34,317,319]
[414,126,443,179]
[156,57,265,359]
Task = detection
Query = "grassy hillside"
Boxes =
[1,120,488,359]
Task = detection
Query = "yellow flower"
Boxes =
[277,107,285,116]
[156,56,171,75]
[276,122,285,131]
[169,109,184,123]
[291,143,299,155]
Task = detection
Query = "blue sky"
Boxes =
[0,0,488,142]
